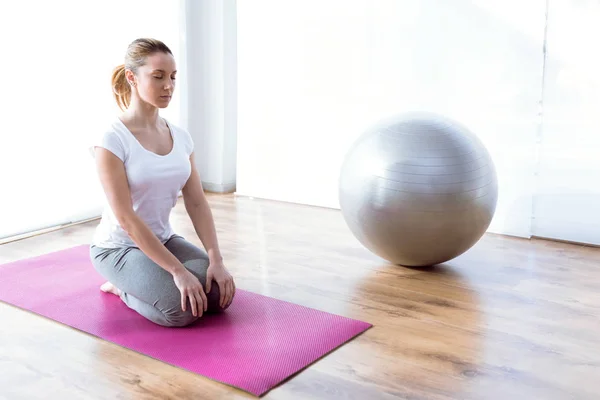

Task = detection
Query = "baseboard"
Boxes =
[202,181,236,194]
[531,235,600,248]
[0,216,101,245]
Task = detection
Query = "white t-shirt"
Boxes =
[90,117,194,248]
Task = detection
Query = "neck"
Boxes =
[123,95,161,127]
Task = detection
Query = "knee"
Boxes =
[156,285,234,327]
[162,309,200,327]
[160,297,202,327]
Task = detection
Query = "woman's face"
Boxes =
[128,52,177,109]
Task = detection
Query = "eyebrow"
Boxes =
[152,69,177,73]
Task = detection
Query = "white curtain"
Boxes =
[181,0,238,194]
[532,0,600,246]
[0,0,184,240]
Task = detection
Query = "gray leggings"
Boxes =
[89,235,228,327]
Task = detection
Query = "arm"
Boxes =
[95,147,187,275]
[181,152,223,263]
[182,152,235,308]
[95,147,207,316]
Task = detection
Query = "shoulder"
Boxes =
[89,119,132,162]
[166,119,194,155]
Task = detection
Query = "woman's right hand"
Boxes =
[172,268,207,317]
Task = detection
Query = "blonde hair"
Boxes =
[111,38,173,111]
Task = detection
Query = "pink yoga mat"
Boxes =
[0,245,372,396]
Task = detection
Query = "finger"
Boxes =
[190,293,198,317]
[225,280,233,307]
[220,281,227,308]
[199,286,208,312]
[229,280,235,306]
[181,290,187,312]
[225,280,232,308]
[195,292,204,317]
[219,281,227,308]
[206,272,213,293]
[215,280,222,308]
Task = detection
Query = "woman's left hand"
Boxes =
[206,261,236,308]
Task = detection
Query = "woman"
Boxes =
[89,38,235,327]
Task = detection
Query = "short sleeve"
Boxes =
[172,123,194,156]
[89,130,126,162]
[183,129,195,155]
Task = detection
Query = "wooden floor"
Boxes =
[1,193,599,399]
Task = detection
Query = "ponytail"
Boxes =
[111,64,131,111]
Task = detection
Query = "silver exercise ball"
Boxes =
[338,113,498,267]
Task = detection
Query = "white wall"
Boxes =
[182,0,237,193]
[0,0,182,240]
[236,0,547,238]
[531,0,600,245]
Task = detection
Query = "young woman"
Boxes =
[89,38,235,327]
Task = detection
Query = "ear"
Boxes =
[125,69,136,87]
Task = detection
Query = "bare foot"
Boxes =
[100,281,121,296]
